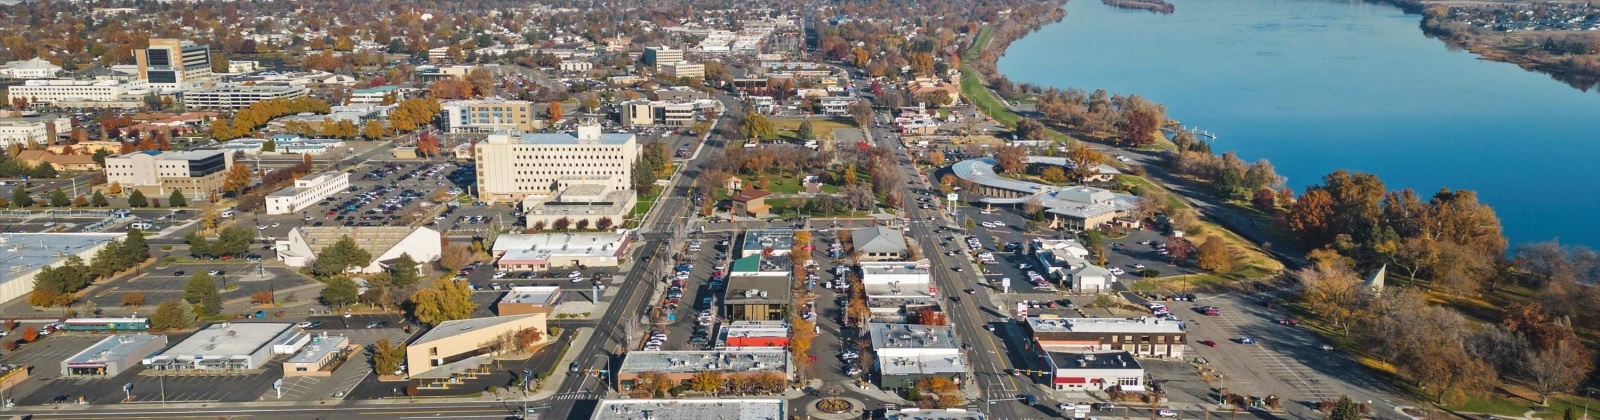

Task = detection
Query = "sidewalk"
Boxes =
[524,327,593,401]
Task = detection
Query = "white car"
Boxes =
[1109,267,1125,275]
[271,223,281,227]
[991,221,1006,227]
[569,271,582,278]
[43,221,56,227]
[207,270,221,275]
[571,276,584,283]
[1158,409,1178,417]
[981,222,996,228]
[493,271,508,279]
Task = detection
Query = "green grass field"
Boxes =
[769,118,854,142]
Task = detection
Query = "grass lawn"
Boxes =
[769,117,855,142]
[631,191,660,218]
[1113,175,1284,293]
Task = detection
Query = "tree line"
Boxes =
[30,229,150,307]
[211,97,333,141]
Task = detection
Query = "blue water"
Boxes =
[999,0,1600,247]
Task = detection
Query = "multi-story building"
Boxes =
[820,96,856,116]
[405,315,549,388]
[348,85,400,105]
[0,117,68,150]
[660,61,705,80]
[265,172,350,215]
[1041,351,1146,392]
[557,60,592,72]
[136,39,215,90]
[475,122,638,227]
[1023,317,1186,358]
[183,83,308,110]
[617,100,701,127]
[644,46,684,68]
[0,58,63,79]
[867,323,967,390]
[6,79,148,105]
[439,98,540,133]
[103,149,233,198]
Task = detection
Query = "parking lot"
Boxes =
[649,233,734,352]
[0,209,195,234]
[86,263,315,311]
[240,160,518,240]
[953,204,1197,294]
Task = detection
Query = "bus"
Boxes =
[59,317,150,333]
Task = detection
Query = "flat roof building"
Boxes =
[137,38,215,90]
[660,61,705,80]
[283,334,354,377]
[440,98,541,133]
[62,334,167,377]
[490,231,633,271]
[475,123,638,229]
[0,233,124,304]
[739,228,794,258]
[145,323,299,372]
[723,275,791,321]
[1042,350,1145,392]
[183,83,309,110]
[103,149,234,199]
[616,350,791,391]
[644,46,684,67]
[407,314,548,388]
[717,321,789,349]
[590,399,785,420]
[5,79,149,105]
[266,171,349,215]
[1024,317,1186,359]
[867,322,966,389]
[495,286,562,316]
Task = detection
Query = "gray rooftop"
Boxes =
[618,349,790,374]
[851,226,908,255]
[741,228,795,254]
[499,286,561,305]
[0,233,124,284]
[65,334,166,365]
[1046,350,1143,371]
[880,353,967,376]
[158,323,293,358]
[590,399,785,420]
[287,335,348,364]
[723,275,792,304]
[887,408,987,420]
[1026,317,1185,334]
[506,131,634,146]
[868,323,959,350]
[411,315,539,347]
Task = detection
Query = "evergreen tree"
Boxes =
[388,253,421,289]
[90,191,108,207]
[11,186,32,207]
[127,190,148,207]
[797,120,815,140]
[169,190,188,207]
[48,189,69,207]
[1329,396,1361,420]
[123,229,150,264]
[183,272,221,315]
[312,235,373,277]
[320,277,359,307]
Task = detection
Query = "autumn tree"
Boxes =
[372,338,406,375]
[546,101,563,123]
[744,111,775,139]
[150,300,196,330]
[993,145,1027,174]
[1287,189,1335,247]
[411,280,476,326]
[689,371,724,395]
[1251,187,1277,211]
[1116,95,1165,146]
[440,244,473,273]
[1297,263,1362,336]
[121,292,145,307]
[1195,237,1232,272]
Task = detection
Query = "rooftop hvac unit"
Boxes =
[758,291,768,298]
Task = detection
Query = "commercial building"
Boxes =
[858,261,936,321]
[494,286,563,316]
[490,231,633,271]
[15,150,100,171]
[617,100,704,127]
[732,189,773,219]
[144,323,301,372]
[886,409,987,420]
[616,350,791,391]
[218,136,348,156]
[717,321,789,349]
[590,399,786,420]
[819,96,856,116]
[0,233,124,304]
[0,116,68,150]
[558,60,593,72]
[867,323,967,389]
[265,171,350,215]
[851,226,909,261]
[439,98,541,133]
[1042,351,1145,392]
[283,334,354,377]
[275,226,441,274]
[1031,239,1116,293]
[739,228,793,258]
[723,275,791,321]
[103,149,234,198]
[475,123,638,227]
[949,157,1138,231]
[660,61,705,80]
[6,79,149,105]
[407,314,548,387]
[415,65,475,81]
[183,83,309,110]
[1023,317,1186,358]
[0,57,63,79]
[136,38,215,90]
[61,334,167,377]
[348,85,400,105]
[644,46,684,67]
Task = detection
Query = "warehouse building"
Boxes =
[144,323,300,372]
[0,233,124,304]
[61,334,168,377]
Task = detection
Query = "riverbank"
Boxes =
[1102,0,1174,14]
[1377,0,1600,91]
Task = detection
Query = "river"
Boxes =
[998,0,1600,248]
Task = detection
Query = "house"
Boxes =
[851,226,909,261]
[275,226,441,274]
[732,189,772,219]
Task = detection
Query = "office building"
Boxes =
[265,171,350,215]
[283,334,354,377]
[348,85,400,104]
[591,399,785,420]
[0,117,67,150]
[1023,317,1186,358]
[439,98,540,133]
[0,58,63,79]
[0,233,124,305]
[62,334,167,377]
[723,275,791,321]
[617,100,701,127]
[475,122,638,227]
[6,79,148,105]
[867,323,967,389]
[739,228,794,258]
[494,286,563,316]
[183,83,308,110]
[407,314,548,388]
[103,149,233,198]
[660,61,705,80]
[717,321,790,349]
[276,226,441,274]
[851,226,909,261]
[136,38,215,90]
[144,323,301,372]
[558,60,593,72]
[644,46,683,67]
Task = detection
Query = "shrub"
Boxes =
[1140,269,1160,278]
[21,327,38,342]
[1,341,14,351]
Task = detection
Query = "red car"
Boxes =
[1199,340,1218,348]
[1277,318,1300,326]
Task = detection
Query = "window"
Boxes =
[429,347,438,356]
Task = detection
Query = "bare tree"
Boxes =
[1522,339,1594,405]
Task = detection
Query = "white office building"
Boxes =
[6,79,148,104]
[265,172,350,215]
[0,58,63,79]
[0,117,69,150]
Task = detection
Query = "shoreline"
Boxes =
[1372,0,1600,91]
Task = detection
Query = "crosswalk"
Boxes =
[551,391,601,401]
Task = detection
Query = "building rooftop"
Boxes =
[618,349,790,374]
[491,130,634,146]
[859,261,931,277]
[268,172,347,198]
[724,275,791,304]
[852,226,908,255]
[590,399,785,420]
[499,286,561,305]
[158,323,293,358]
[411,315,538,347]
[740,228,794,254]
[886,408,987,420]
[64,334,165,365]
[189,83,307,94]
[1046,350,1143,371]
[0,233,123,281]
[1026,317,1185,334]
[291,226,427,258]
[868,323,958,350]
[881,353,967,376]
[732,189,771,202]
[492,231,632,259]
[287,334,348,364]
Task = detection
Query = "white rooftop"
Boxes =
[880,353,967,376]
[887,408,988,420]
[65,334,165,365]
[491,231,631,258]
[618,349,790,374]
[1027,317,1184,334]
[0,233,123,281]
[868,323,958,350]
[499,286,561,305]
[157,323,293,358]
[590,399,785,420]
[287,334,348,364]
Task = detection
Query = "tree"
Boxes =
[11,186,32,207]
[1328,396,1361,420]
[372,338,406,375]
[251,291,274,305]
[516,327,543,347]
[362,120,386,140]
[689,371,724,394]
[169,190,188,207]
[312,235,373,277]
[744,111,775,139]
[1013,117,1049,140]
[1195,237,1232,272]
[320,277,360,308]
[47,189,69,207]
[410,280,477,326]
[439,244,472,273]
[184,272,221,315]
[1297,264,1362,336]
[993,145,1027,173]
[796,120,815,140]
[546,101,564,123]
[1117,95,1165,145]
[21,327,38,342]
[1252,187,1277,212]
[222,164,252,196]
[150,299,196,330]
[121,292,145,307]
[90,191,108,207]
[127,189,148,208]
[388,253,422,289]
[1287,189,1334,247]
[1523,338,1594,405]
[1039,166,1067,183]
